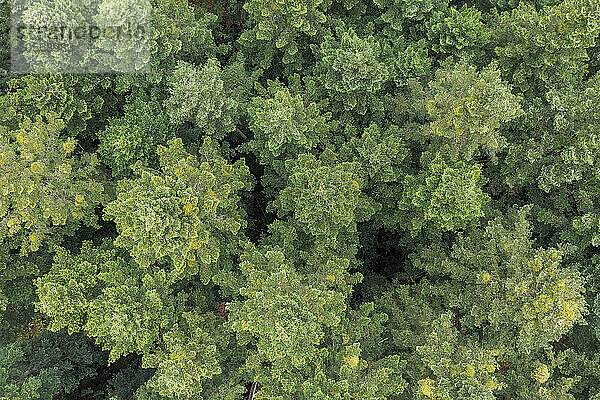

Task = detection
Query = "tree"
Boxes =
[9,0,600,398]
[399,152,489,232]
[227,247,407,399]
[372,0,445,31]
[97,97,173,178]
[498,72,600,256]
[0,112,106,254]
[246,76,332,162]
[91,0,153,73]
[493,0,600,97]
[314,27,389,115]
[377,207,589,399]
[149,0,218,76]
[14,0,218,75]
[35,239,236,398]
[0,246,51,344]
[425,4,491,63]
[165,59,237,139]
[239,0,327,68]
[0,75,97,136]
[423,61,523,161]
[227,244,347,369]
[104,137,251,282]
[273,150,378,242]
[0,331,105,400]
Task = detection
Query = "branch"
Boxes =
[248,382,257,400]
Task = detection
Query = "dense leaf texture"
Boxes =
[1,0,600,398]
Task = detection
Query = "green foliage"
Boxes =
[104,137,251,282]
[400,153,489,232]
[231,276,408,399]
[244,0,327,39]
[84,270,175,363]
[16,0,216,75]
[0,75,96,135]
[91,0,153,73]
[415,312,503,399]
[342,123,408,184]
[0,248,51,344]
[426,4,491,62]
[0,1,9,81]
[9,0,600,398]
[274,151,378,240]
[372,0,445,31]
[166,59,236,139]
[493,0,600,95]
[240,0,327,67]
[0,332,104,400]
[150,0,218,75]
[424,61,523,160]
[377,208,590,399]
[36,241,146,339]
[97,97,173,178]
[228,244,346,368]
[483,0,561,10]
[15,0,97,73]
[35,239,234,397]
[499,72,600,259]
[506,72,600,194]
[14,0,213,74]
[418,208,588,352]
[247,76,332,162]
[314,27,388,114]
[0,113,105,253]
[338,123,408,232]
[142,312,227,398]
[382,37,432,87]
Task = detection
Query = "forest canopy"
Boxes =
[1,0,600,399]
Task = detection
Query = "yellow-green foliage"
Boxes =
[425,61,522,160]
[0,113,105,253]
[6,0,600,399]
[400,153,489,232]
[104,137,251,282]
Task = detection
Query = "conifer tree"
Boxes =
[7,0,600,398]
[104,137,252,282]
[0,112,105,254]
